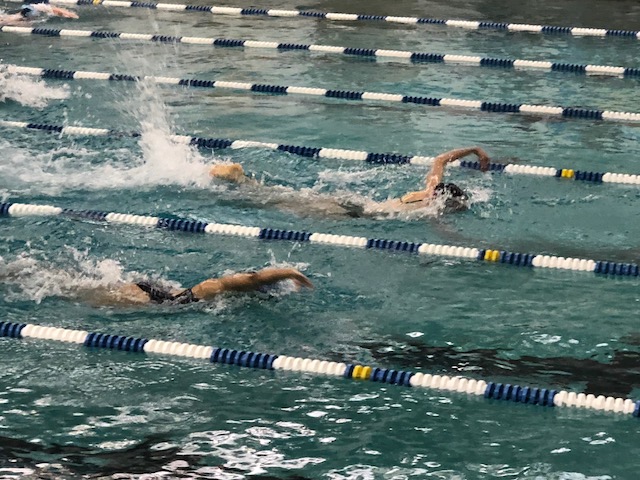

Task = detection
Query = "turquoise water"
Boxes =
[1,0,640,477]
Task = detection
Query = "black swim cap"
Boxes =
[25,0,49,4]
[20,5,37,16]
[434,182,467,198]
[434,182,469,212]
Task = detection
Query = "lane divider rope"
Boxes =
[9,0,639,41]
[1,201,639,278]
[2,26,638,80]
[2,119,638,186]
[6,64,640,125]
[0,321,637,417]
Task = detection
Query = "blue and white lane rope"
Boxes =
[2,201,640,278]
[7,65,640,124]
[0,321,637,417]
[1,26,638,80]
[15,0,640,41]
[2,119,638,186]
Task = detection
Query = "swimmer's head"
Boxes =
[20,4,38,17]
[434,182,469,212]
[20,0,52,17]
[209,163,246,183]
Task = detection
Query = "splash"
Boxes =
[118,77,213,188]
[0,249,143,304]
[0,64,69,108]
[0,80,214,195]
[467,184,492,205]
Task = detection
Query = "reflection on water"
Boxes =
[0,433,318,479]
[359,339,640,397]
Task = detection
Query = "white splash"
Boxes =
[0,249,141,304]
[0,79,213,195]
[0,64,69,108]
[121,78,212,188]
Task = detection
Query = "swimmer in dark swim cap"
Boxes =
[387,147,490,213]
[0,0,77,25]
[0,258,313,307]
[208,147,491,217]
[109,267,313,306]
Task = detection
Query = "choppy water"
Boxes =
[1,0,640,478]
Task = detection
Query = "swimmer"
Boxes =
[0,255,313,306]
[376,146,491,213]
[94,267,314,306]
[209,147,491,217]
[0,0,78,25]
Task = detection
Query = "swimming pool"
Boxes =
[1,0,640,477]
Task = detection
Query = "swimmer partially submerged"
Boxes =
[209,147,491,218]
[98,267,313,306]
[0,0,78,25]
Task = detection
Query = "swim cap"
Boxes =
[434,182,466,198]
[20,4,38,17]
[434,182,469,212]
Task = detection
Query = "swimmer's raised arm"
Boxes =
[191,267,313,300]
[398,147,490,204]
[424,147,490,195]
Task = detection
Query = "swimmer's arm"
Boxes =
[50,5,78,18]
[423,147,490,195]
[191,267,313,300]
[50,6,79,18]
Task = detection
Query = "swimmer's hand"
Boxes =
[210,163,247,183]
[476,148,491,172]
[400,190,429,204]
[280,268,314,290]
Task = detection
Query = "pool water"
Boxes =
[1,0,640,477]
